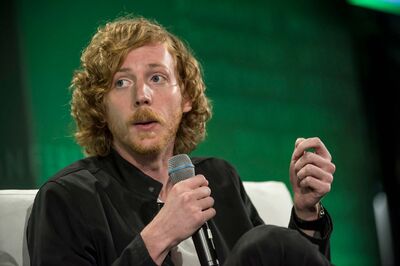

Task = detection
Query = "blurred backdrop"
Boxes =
[1,0,399,265]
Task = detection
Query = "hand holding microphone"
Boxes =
[168,154,219,266]
[160,173,216,244]
[141,154,218,266]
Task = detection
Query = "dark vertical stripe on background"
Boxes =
[0,0,35,188]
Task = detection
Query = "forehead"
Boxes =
[121,43,176,69]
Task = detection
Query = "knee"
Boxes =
[227,225,293,265]
[226,225,323,266]
[236,225,300,255]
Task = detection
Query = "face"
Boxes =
[104,43,192,156]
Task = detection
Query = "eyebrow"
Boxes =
[116,63,168,73]
[116,68,132,73]
[148,63,168,69]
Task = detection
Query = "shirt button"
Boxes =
[148,186,155,193]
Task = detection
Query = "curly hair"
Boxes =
[70,16,212,156]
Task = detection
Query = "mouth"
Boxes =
[129,107,163,130]
[133,119,157,125]
[132,120,158,130]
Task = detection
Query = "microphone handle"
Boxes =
[192,222,219,266]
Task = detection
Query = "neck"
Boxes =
[113,143,173,188]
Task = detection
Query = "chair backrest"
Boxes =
[243,181,293,226]
[0,190,37,266]
[0,181,292,266]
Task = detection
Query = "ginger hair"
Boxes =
[70,17,211,156]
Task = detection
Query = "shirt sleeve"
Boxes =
[27,181,158,266]
[111,234,158,266]
[288,206,333,260]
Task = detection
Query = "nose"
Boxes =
[133,80,152,107]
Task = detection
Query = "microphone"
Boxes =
[168,154,219,266]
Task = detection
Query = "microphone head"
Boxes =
[168,154,195,184]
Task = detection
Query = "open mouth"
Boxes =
[132,120,158,130]
[129,108,163,129]
[133,120,157,126]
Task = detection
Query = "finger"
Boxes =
[179,175,208,189]
[292,138,308,160]
[295,137,305,148]
[293,137,331,160]
[311,137,332,160]
[191,186,212,200]
[292,137,306,160]
[198,196,215,211]
[201,207,216,223]
[299,176,331,196]
[294,151,336,174]
[297,164,334,184]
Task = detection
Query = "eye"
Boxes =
[150,74,167,84]
[114,79,131,89]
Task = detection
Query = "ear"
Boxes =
[182,96,192,113]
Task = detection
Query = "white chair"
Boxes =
[0,190,37,266]
[243,181,293,226]
[0,181,293,266]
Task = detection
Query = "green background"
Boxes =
[1,0,382,265]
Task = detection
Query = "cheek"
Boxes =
[106,107,128,137]
[169,87,187,108]
[107,105,126,124]
[103,98,113,123]
[105,93,129,118]
[104,99,124,128]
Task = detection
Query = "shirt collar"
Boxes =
[98,149,163,200]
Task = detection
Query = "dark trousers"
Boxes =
[223,225,332,266]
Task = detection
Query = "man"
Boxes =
[27,16,336,266]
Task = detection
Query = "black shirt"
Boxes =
[27,149,332,265]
